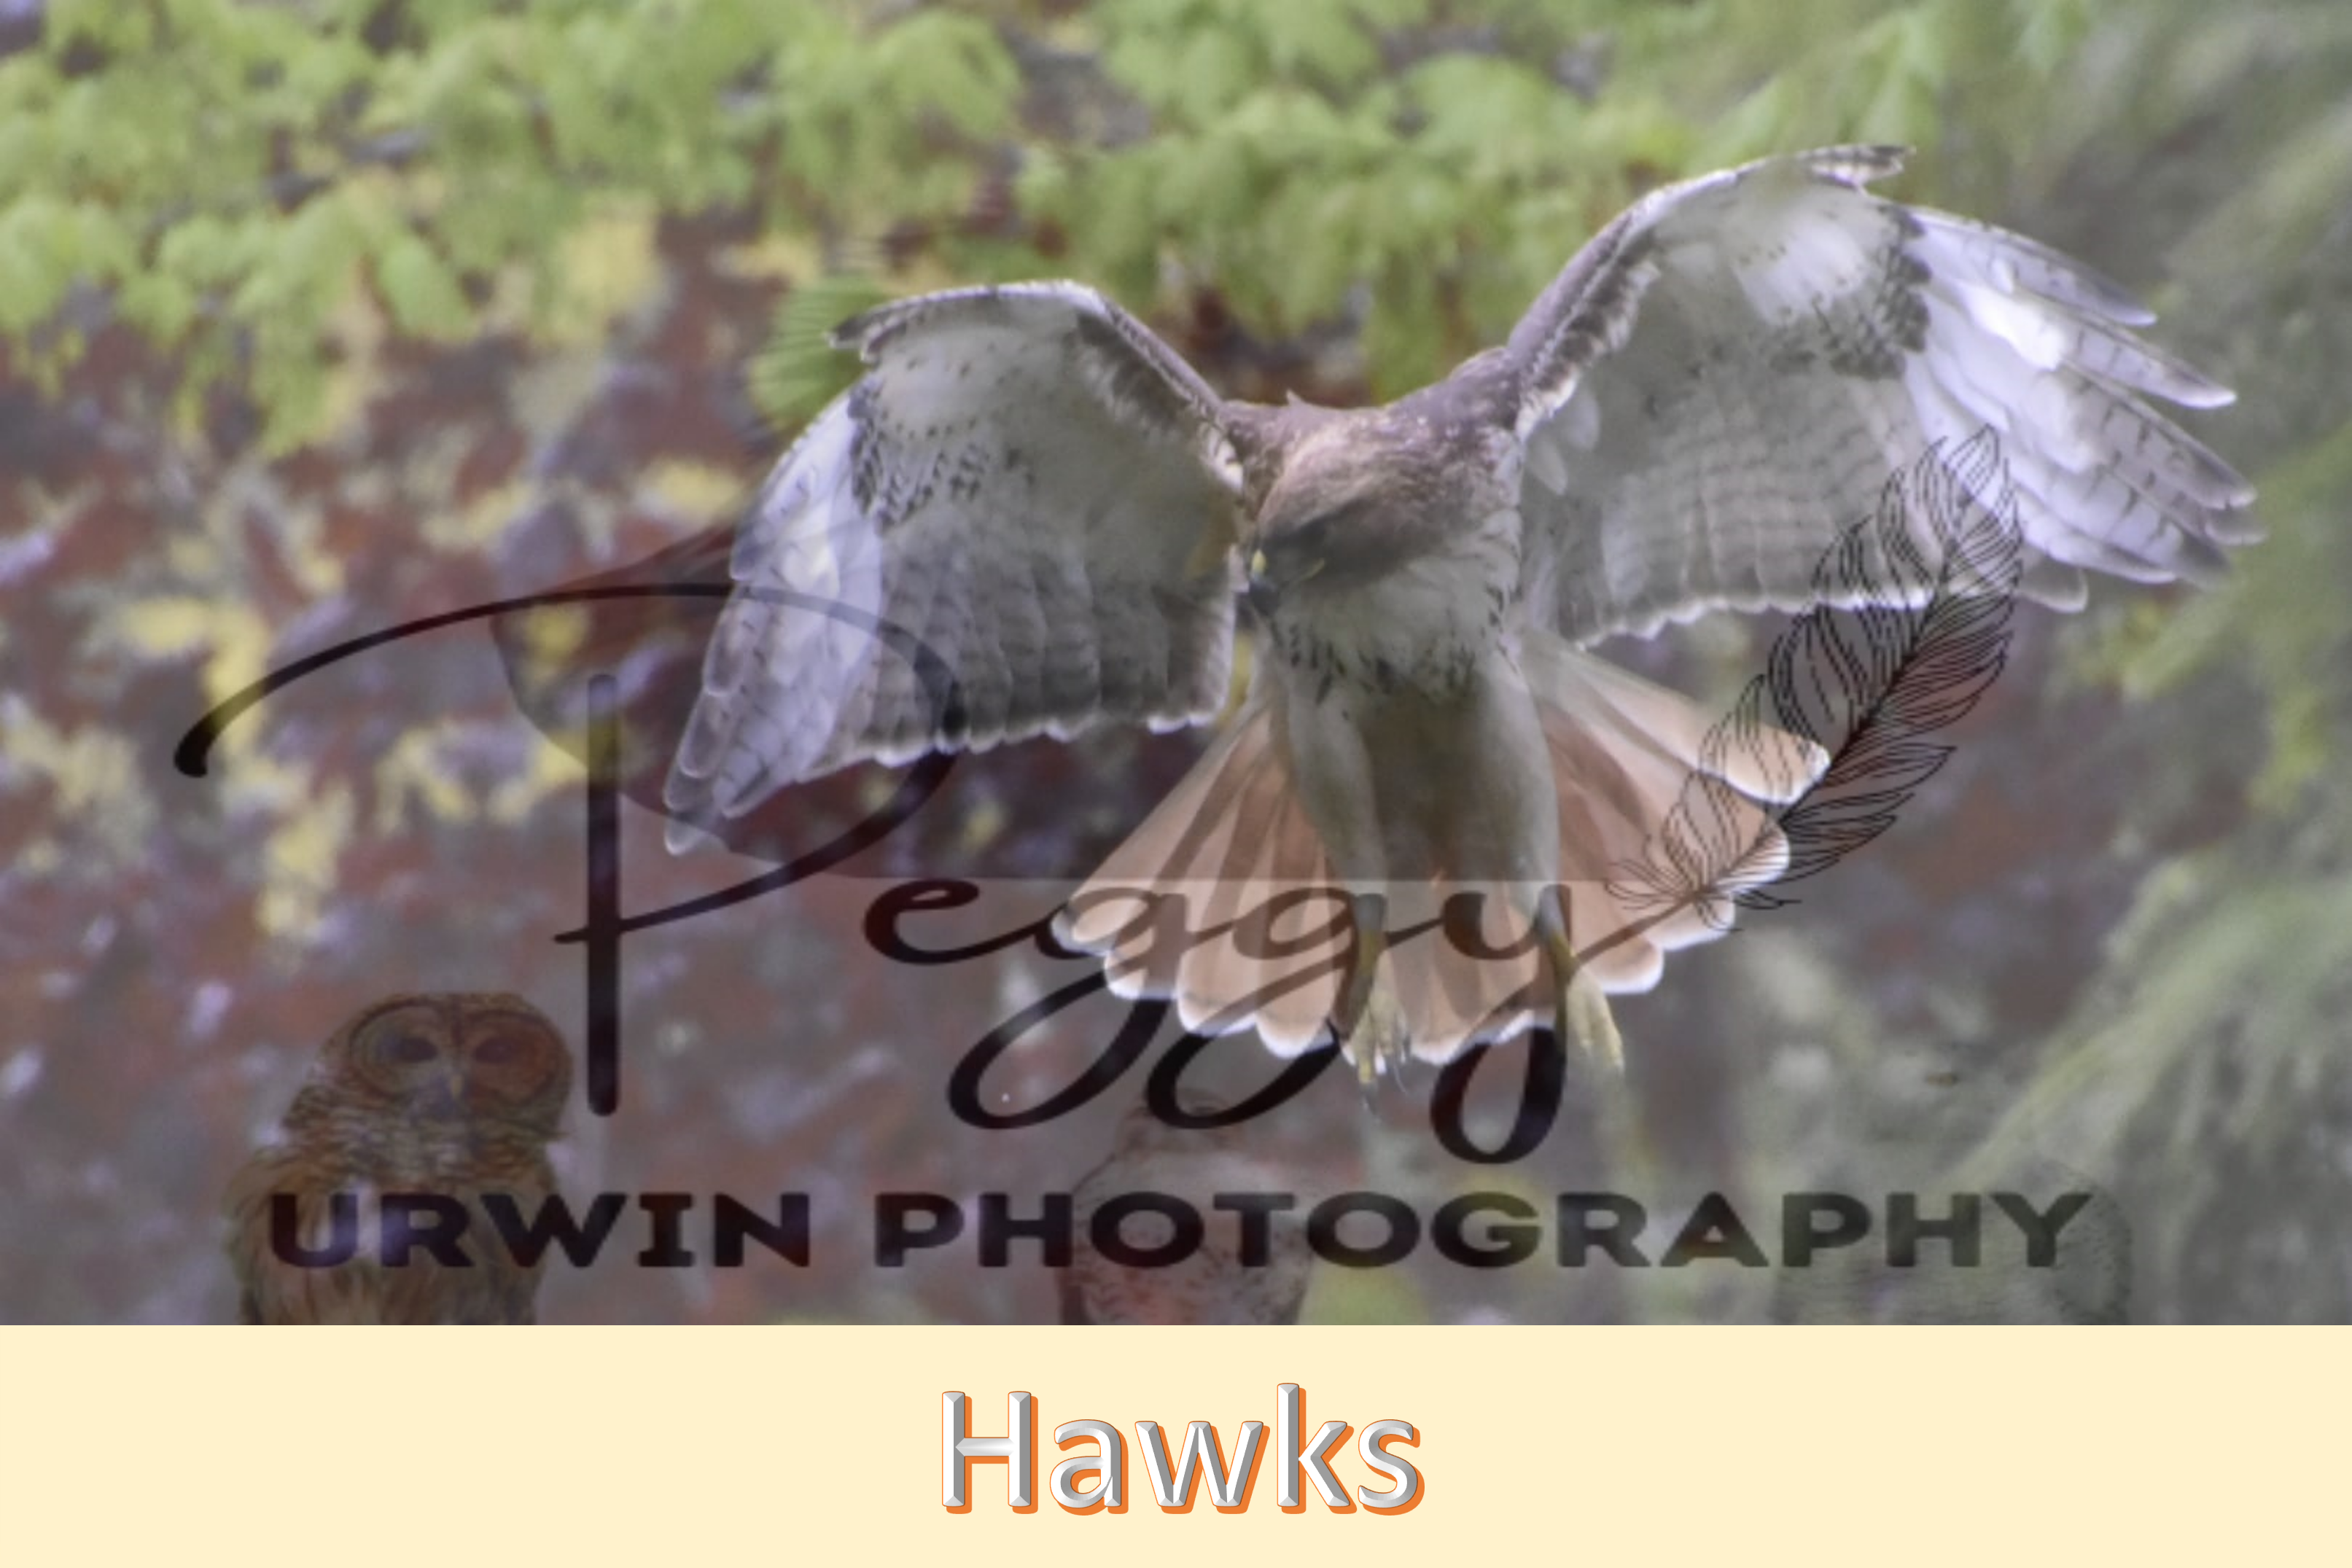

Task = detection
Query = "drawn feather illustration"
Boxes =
[1604,429,2028,946]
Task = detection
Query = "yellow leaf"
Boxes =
[114,596,222,659]
[642,459,747,525]
[260,786,354,945]
[548,203,661,343]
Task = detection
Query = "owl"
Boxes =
[223,993,573,1325]
[1062,1093,1314,1325]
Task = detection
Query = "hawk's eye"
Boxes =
[1285,514,1332,553]
[474,1034,529,1066]
[381,1031,439,1065]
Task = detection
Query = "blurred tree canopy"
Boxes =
[2,0,2348,1322]
[0,0,2140,442]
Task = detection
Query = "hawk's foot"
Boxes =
[1555,963,1623,1072]
[1345,980,1411,1097]
[1537,886,1624,1072]
[1322,891,1414,1093]
[1327,889,1386,1046]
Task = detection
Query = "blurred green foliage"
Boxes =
[0,0,2146,440]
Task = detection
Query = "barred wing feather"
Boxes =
[665,283,1246,847]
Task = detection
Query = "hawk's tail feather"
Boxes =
[1058,701,1341,1053]
[1521,633,1826,964]
[1056,643,1824,1064]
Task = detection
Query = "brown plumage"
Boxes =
[1062,1096,1313,1326]
[223,994,572,1325]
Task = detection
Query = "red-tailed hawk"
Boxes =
[663,147,2254,1074]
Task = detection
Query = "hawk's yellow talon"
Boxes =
[1537,886,1623,1073]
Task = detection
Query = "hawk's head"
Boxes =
[1244,408,1506,615]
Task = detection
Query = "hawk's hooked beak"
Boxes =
[1245,547,1320,616]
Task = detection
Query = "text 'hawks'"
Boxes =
[942,1384,1420,1513]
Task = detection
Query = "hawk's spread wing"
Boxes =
[665,283,1246,844]
[1503,146,2259,644]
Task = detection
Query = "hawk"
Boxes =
[663,147,2254,1073]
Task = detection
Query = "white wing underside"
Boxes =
[1508,147,2256,644]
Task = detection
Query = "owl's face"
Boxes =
[231,993,574,1321]
[329,994,572,1137]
